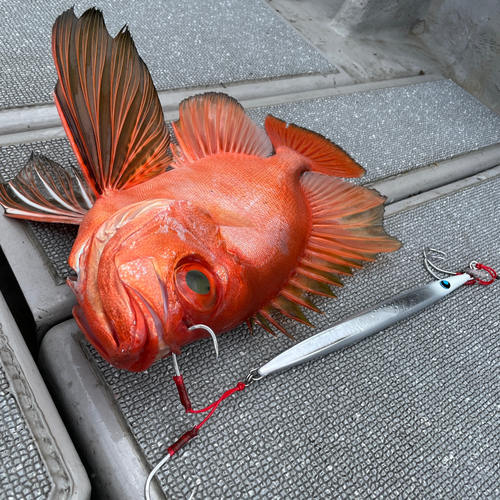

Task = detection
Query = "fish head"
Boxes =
[69,199,242,371]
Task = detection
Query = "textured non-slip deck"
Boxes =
[0,0,335,109]
[0,361,52,499]
[1,79,499,283]
[0,291,90,500]
[247,80,500,183]
[40,174,500,499]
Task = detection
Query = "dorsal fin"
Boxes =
[171,93,273,166]
[251,173,401,336]
[52,8,172,196]
[264,115,364,178]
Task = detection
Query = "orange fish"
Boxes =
[0,8,400,371]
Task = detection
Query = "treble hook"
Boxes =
[423,247,457,279]
[423,247,497,285]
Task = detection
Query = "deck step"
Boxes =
[0,290,90,500]
[0,0,339,111]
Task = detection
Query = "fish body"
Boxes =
[70,148,313,368]
[0,8,401,371]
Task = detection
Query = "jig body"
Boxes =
[256,273,470,379]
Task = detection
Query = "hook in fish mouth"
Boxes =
[171,326,219,379]
[188,324,219,358]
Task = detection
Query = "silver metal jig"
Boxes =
[146,250,492,498]
[257,273,472,378]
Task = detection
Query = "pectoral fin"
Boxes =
[251,173,401,337]
[52,8,172,195]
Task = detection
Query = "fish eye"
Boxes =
[175,262,218,312]
[185,270,211,295]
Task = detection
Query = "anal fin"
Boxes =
[250,172,401,338]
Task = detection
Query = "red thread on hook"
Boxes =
[457,273,477,286]
[167,427,199,456]
[173,375,192,412]
[168,378,246,456]
[474,263,497,285]
[195,382,246,431]
[458,262,497,286]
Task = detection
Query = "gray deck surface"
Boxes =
[1,80,499,282]
[247,80,500,183]
[76,174,500,499]
[2,2,500,499]
[0,0,335,109]
[0,358,52,500]
[0,290,89,500]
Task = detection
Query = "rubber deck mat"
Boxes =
[0,0,335,109]
[0,320,75,499]
[0,360,52,500]
[83,174,500,499]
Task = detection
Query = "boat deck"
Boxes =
[0,1,499,499]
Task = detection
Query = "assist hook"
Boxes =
[145,454,196,500]
[423,247,497,284]
[188,324,219,358]
[171,324,219,377]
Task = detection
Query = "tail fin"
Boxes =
[264,115,364,178]
[52,8,172,196]
[0,153,94,224]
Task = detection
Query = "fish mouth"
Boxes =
[69,200,180,370]
[68,199,223,372]
[71,265,188,371]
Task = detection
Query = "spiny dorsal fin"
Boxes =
[172,93,273,166]
[52,8,172,196]
[251,172,401,337]
[264,115,364,178]
[0,153,94,224]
